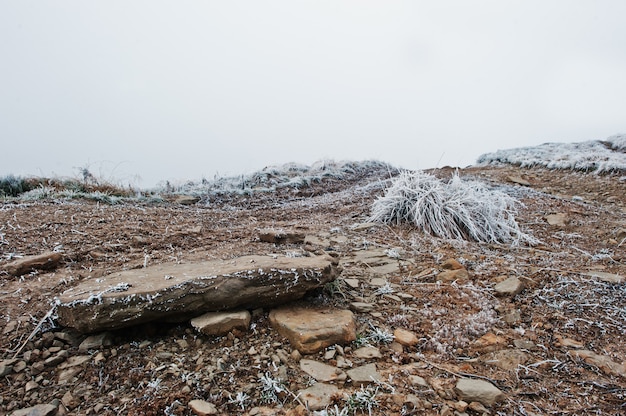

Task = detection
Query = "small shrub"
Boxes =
[369,170,536,245]
[0,175,33,197]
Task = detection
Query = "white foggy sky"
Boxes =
[1,1,625,187]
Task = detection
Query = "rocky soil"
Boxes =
[1,164,625,415]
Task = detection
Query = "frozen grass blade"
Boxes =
[369,170,536,245]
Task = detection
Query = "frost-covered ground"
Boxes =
[155,160,396,196]
[477,133,626,173]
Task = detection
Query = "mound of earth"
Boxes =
[1,164,624,415]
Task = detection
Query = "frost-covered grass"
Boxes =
[369,170,536,244]
[477,134,626,173]
[157,160,395,197]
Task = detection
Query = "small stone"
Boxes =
[344,278,360,288]
[545,213,568,227]
[0,360,14,376]
[298,383,340,411]
[349,302,375,313]
[79,333,112,352]
[437,269,469,283]
[259,229,305,244]
[455,378,505,406]
[13,360,27,373]
[369,277,387,287]
[503,309,522,325]
[584,271,625,284]
[25,380,39,392]
[554,334,584,349]
[300,359,346,382]
[324,349,336,360]
[484,349,529,371]
[188,399,218,415]
[409,375,429,388]
[570,350,626,378]
[353,346,382,359]
[173,195,200,205]
[346,363,380,384]
[191,310,251,336]
[468,401,489,413]
[494,276,524,296]
[10,404,58,416]
[442,259,464,270]
[513,339,536,350]
[61,391,79,410]
[507,176,531,186]
[393,328,418,347]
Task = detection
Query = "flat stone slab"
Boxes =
[269,307,356,354]
[57,254,339,333]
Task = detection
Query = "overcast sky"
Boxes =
[2,1,625,187]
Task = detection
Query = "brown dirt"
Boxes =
[1,165,625,415]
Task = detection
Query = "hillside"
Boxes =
[1,156,625,415]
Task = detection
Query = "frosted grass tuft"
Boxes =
[369,170,536,245]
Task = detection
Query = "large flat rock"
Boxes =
[57,254,339,333]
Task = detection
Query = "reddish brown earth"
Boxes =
[1,165,625,415]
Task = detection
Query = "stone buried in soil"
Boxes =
[3,251,63,276]
[57,254,339,333]
[269,307,356,354]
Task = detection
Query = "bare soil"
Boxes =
[1,165,625,415]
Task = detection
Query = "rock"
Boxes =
[437,269,469,283]
[346,363,380,384]
[79,333,113,351]
[554,334,584,349]
[269,307,355,354]
[174,195,200,205]
[584,271,625,284]
[259,229,305,244]
[11,403,58,416]
[409,375,429,388]
[474,333,507,353]
[190,310,251,336]
[4,252,63,276]
[57,254,339,333]
[188,399,218,415]
[350,222,378,231]
[353,346,382,359]
[442,259,464,270]
[0,360,14,376]
[58,355,91,369]
[25,380,39,392]
[61,391,79,410]
[393,328,419,347]
[455,378,505,406]
[502,309,522,325]
[349,302,375,313]
[300,359,346,382]
[513,339,537,350]
[344,278,360,288]
[298,383,340,410]
[570,350,626,378]
[507,176,531,186]
[494,276,524,296]
[545,213,568,227]
[484,349,529,371]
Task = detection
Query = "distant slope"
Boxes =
[477,134,626,173]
